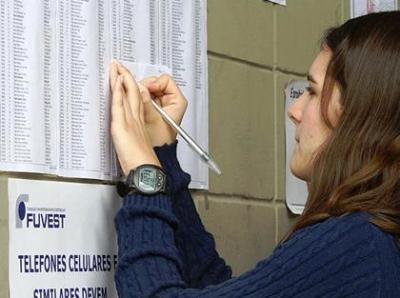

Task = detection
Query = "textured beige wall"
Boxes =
[193,0,352,276]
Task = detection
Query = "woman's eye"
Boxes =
[305,86,315,95]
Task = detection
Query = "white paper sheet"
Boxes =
[0,1,57,174]
[285,80,309,214]
[0,0,208,188]
[169,0,209,189]
[351,0,398,18]
[264,0,287,6]
[57,0,107,179]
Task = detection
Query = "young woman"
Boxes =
[110,11,400,297]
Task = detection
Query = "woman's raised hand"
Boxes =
[109,61,161,176]
[139,74,188,147]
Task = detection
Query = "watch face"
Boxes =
[130,165,166,194]
[138,168,158,192]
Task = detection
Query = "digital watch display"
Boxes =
[117,164,167,197]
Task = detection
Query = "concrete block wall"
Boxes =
[191,0,353,276]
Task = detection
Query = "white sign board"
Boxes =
[285,80,309,214]
[351,0,398,18]
[8,178,121,298]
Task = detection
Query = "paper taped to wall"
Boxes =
[8,178,121,298]
[264,0,287,6]
[0,0,209,189]
[285,80,309,214]
[351,0,398,18]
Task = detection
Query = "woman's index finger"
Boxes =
[109,62,118,92]
[116,63,139,94]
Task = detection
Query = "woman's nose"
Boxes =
[287,93,305,125]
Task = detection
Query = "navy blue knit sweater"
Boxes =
[114,142,400,297]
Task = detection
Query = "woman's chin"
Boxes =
[289,161,309,182]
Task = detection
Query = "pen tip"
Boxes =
[208,159,222,175]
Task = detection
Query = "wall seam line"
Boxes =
[193,191,287,206]
[208,51,274,71]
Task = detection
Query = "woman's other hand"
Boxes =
[139,74,188,147]
[109,61,161,176]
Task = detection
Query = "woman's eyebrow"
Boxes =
[307,74,317,84]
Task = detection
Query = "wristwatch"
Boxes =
[117,164,167,197]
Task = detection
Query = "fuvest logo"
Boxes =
[15,194,66,229]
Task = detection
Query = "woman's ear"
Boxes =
[330,84,344,126]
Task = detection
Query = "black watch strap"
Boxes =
[116,181,131,198]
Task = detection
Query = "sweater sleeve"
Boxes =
[114,193,383,297]
[153,141,232,288]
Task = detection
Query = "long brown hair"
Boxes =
[281,11,400,244]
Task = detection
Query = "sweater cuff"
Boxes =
[153,141,191,193]
[117,193,179,255]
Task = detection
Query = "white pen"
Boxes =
[150,99,222,175]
